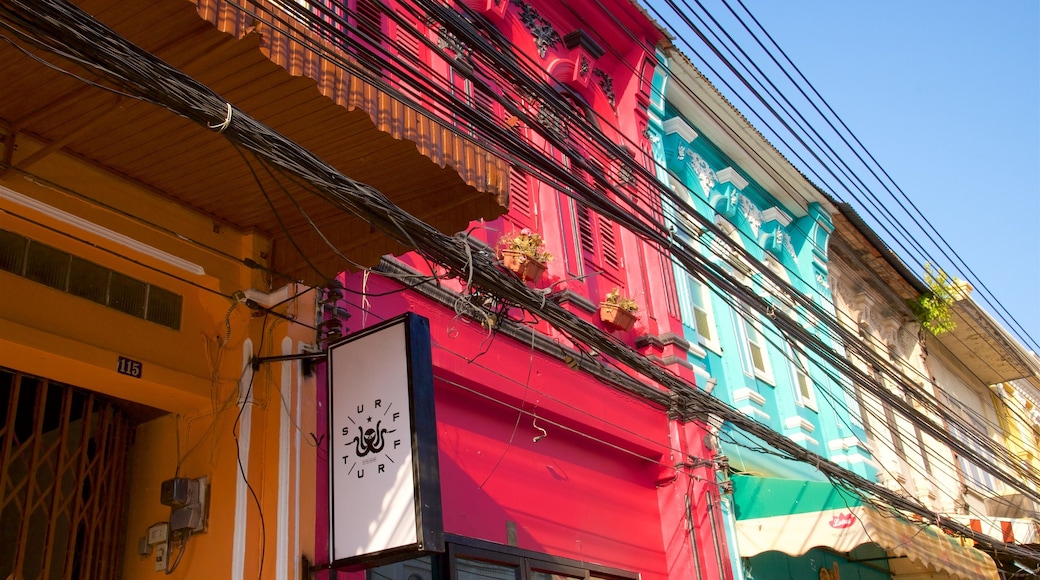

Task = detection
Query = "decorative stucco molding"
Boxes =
[592,68,616,109]
[715,166,749,190]
[636,332,693,352]
[562,30,605,59]
[786,432,820,447]
[662,117,698,144]
[677,148,717,194]
[435,25,473,65]
[738,406,771,422]
[761,206,793,227]
[732,387,766,407]
[784,416,816,433]
[737,193,762,237]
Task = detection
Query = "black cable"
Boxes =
[669,0,1038,351]
[231,1,1035,505]
[233,313,268,580]
[3,0,1036,563]
[305,0,1031,503]
[724,0,1037,351]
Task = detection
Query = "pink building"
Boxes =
[310,0,732,578]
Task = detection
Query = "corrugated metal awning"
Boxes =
[0,0,508,285]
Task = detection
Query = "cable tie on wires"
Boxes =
[209,102,233,133]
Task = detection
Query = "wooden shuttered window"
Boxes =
[392,5,424,106]
[682,275,715,346]
[507,167,535,230]
[694,306,712,342]
[575,202,621,279]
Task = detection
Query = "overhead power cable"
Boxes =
[407,0,1040,491]
[2,0,1036,566]
[659,0,1038,352]
[24,0,1031,509]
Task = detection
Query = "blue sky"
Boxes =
[657,0,1040,351]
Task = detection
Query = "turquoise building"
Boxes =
[649,49,880,579]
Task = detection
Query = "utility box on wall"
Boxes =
[161,476,208,534]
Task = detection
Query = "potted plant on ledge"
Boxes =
[499,229,552,281]
[600,288,638,331]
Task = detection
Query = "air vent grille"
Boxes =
[0,229,182,330]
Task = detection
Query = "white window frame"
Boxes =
[683,275,719,353]
[736,312,773,384]
[788,345,818,411]
[943,397,999,493]
[762,256,797,319]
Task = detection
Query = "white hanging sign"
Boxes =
[328,313,442,569]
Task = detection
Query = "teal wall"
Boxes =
[650,49,878,579]
[649,93,873,471]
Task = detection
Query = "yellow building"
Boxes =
[991,374,1040,516]
[0,0,504,578]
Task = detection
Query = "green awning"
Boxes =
[731,475,861,520]
[730,475,999,580]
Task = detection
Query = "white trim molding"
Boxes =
[715,167,749,190]
[732,387,766,407]
[663,117,698,144]
[0,184,206,276]
[738,406,771,422]
[786,432,819,447]
[761,207,793,227]
[784,416,815,433]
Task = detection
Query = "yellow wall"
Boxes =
[994,384,1040,492]
[0,140,319,579]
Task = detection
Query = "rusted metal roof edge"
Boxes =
[190,0,509,206]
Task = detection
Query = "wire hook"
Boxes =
[532,417,547,443]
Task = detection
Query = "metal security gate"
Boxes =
[0,368,133,580]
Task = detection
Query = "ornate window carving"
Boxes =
[510,0,561,58]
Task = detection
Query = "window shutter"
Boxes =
[356,0,382,39]
[749,342,767,373]
[577,203,595,255]
[354,0,384,75]
[393,9,423,105]
[797,371,812,400]
[395,11,420,56]
[694,306,712,342]
[599,218,619,270]
[473,86,495,116]
[509,168,531,219]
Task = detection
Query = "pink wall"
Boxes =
[311,0,729,576]
[436,381,668,576]
[311,270,727,579]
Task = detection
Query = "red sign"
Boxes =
[829,512,857,529]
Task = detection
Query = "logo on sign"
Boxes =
[828,512,857,529]
[340,398,402,480]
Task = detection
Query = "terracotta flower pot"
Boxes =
[600,303,637,331]
[501,250,547,281]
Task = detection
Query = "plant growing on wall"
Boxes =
[908,262,959,335]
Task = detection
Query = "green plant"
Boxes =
[602,287,639,313]
[500,229,553,264]
[908,262,958,335]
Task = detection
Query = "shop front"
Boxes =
[731,475,999,580]
[313,270,730,580]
